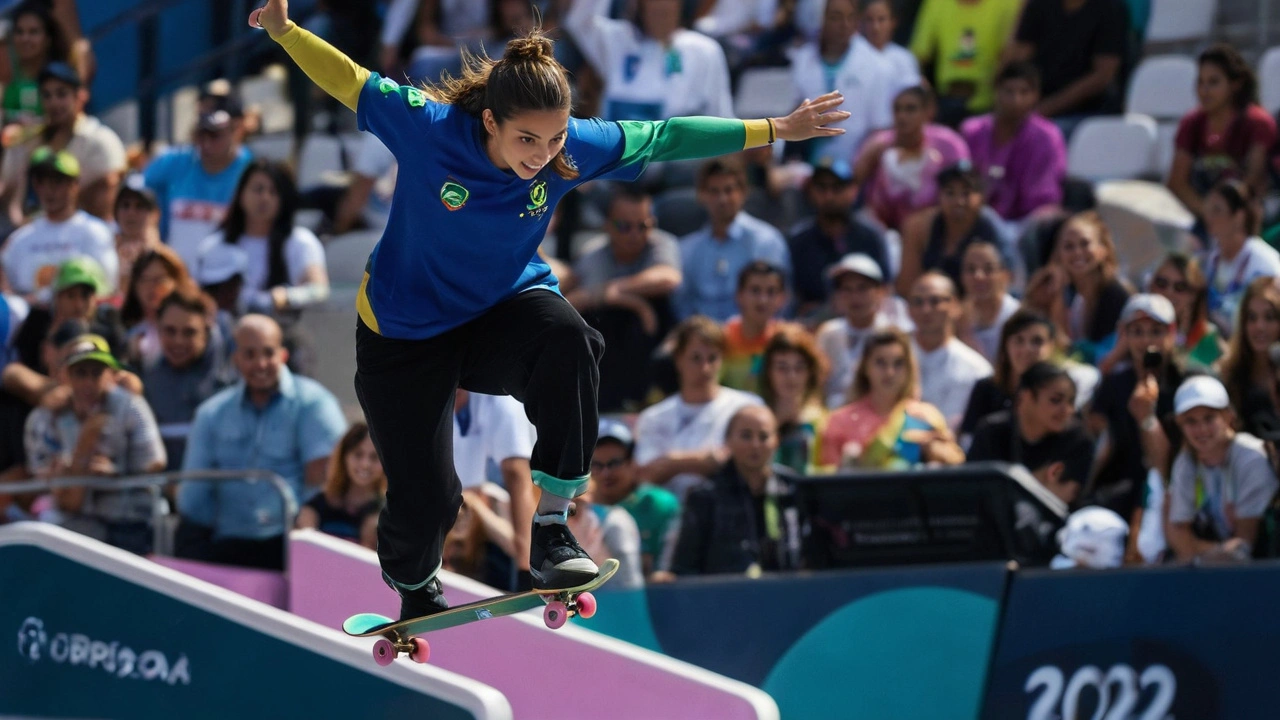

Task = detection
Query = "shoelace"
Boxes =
[543,524,586,555]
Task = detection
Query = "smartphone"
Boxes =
[1142,347,1163,372]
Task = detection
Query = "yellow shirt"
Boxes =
[909,0,1022,112]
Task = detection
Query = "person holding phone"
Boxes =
[1086,294,1186,523]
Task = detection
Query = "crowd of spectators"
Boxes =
[4,0,1280,589]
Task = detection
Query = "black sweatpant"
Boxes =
[354,290,604,588]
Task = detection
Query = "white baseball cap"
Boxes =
[827,253,885,284]
[1119,293,1176,327]
[1174,375,1231,416]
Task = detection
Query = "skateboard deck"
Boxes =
[344,559,620,665]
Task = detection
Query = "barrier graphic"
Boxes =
[0,522,510,720]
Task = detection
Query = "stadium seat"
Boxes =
[296,133,346,190]
[1067,114,1159,182]
[100,100,139,146]
[1260,46,1280,115]
[1126,55,1198,120]
[1145,0,1217,44]
[325,229,381,285]
[248,132,294,162]
[734,67,798,121]
[1153,121,1179,179]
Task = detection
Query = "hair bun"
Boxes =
[502,31,554,63]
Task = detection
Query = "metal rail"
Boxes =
[1,469,299,566]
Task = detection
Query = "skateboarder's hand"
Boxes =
[250,0,290,36]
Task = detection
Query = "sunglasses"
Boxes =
[1151,276,1191,294]
[590,458,628,472]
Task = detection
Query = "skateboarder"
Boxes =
[251,0,849,621]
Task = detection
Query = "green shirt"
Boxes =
[618,483,681,565]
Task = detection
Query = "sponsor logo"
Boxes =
[16,616,191,685]
[475,609,493,620]
[440,180,470,211]
[521,179,550,220]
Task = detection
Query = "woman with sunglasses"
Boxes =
[1147,253,1223,371]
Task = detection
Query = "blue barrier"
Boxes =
[591,562,1008,720]
[982,563,1280,719]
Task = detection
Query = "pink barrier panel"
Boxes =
[150,555,288,609]
[288,531,777,720]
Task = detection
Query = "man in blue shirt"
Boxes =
[143,91,254,270]
[675,158,790,322]
[176,314,346,570]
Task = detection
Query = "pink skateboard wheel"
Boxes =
[409,637,430,664]
[372,638,396,666]
[576,592,597,619]
[544,601,569,629]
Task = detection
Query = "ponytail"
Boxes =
[422,29,578,180]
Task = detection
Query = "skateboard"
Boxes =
[343,559,620,666]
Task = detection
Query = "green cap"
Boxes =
[63,334,120,370]
[29,146,81,180]
[53,257,106,295]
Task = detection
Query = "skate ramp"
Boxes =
[289,529,780,720]
[0,522,510,720]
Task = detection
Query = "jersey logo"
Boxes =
[440,180,469,211]
[521,179,550,220]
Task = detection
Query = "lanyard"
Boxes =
[1206,245,1253,306]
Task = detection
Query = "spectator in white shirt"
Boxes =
[564,0,734,121]
[815,252,913,408]
[860,0,920,88]
[634,315,763,501]
[1,147,116,301]
[908,271,993,432]
[1,62,126,225]
[788,0,900,164]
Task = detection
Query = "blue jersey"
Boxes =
[355,73,644,340]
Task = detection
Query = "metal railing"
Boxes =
[1,469,299,566]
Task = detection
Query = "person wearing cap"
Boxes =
[23,333,166,554]
[0,61,126,225]
[788,158,890,320]
[143,90,253,269]
[591,417,679,578]
[113,177,161,300]
[1086,293,1186,522]
[674,157,789,323]
[1167,375,1279,562]
[908,271,993,433]
[0,146,117,300]
[815,251,913,409]
[10,257,125,379]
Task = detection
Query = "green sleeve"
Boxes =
[616,117,749,167]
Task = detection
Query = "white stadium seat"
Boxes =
[1126,55,1198,120]
[1145,0,1217,44]
[296,134,345,190]
[1067,114,1159,183]
[734,67,798,121]
[1260,46,1280,116]
[325,230,381,285]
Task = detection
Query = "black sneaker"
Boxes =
[529,520,599,589]
[384,574,449,622]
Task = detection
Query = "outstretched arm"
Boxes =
[251,0,370,112]
[616,91,850,167]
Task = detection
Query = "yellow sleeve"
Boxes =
[269,22,371,113]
